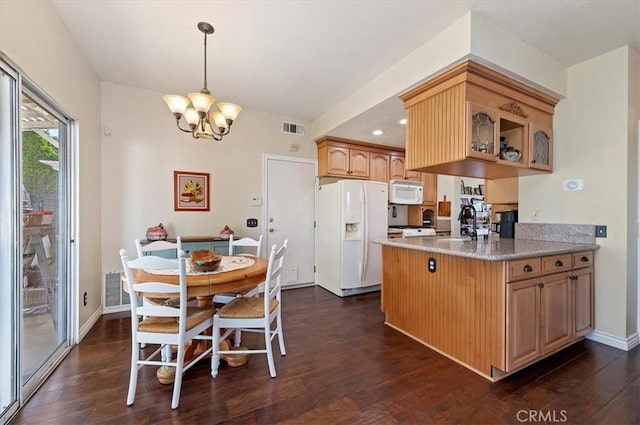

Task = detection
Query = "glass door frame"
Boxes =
[0,52,78,420]
[0,55,21,424]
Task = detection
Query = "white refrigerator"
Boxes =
[316,180,388,297]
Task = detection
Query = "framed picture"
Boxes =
[174,171,210,211]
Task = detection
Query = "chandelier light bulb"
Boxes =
[217,102,243,121]
[162,95,190,115]
[183,108,200,126]
[211,112,229,129]
[187,92,215,113]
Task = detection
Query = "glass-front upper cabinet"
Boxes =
[467,103,499,161]
[497,114,528,168]
[529,124,553,171]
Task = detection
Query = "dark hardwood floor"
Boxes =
[11,286,639,425]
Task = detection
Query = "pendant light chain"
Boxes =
[202,30,208,94]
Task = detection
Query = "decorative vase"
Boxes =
[220,225,234,240]
[146,223,168,241]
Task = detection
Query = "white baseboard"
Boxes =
[78,305,103,342]
[586,330,640,351]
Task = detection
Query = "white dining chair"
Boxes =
[213,234,264,306]
[211,240,288,378]
[120,248,214,409]
[135,236,182,258]
[228,234,262,257]
[135,237,183,347]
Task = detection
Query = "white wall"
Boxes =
[520,46,639,340]
[310,12,472,139]
[0,0,102,328]
[101,82,314,272]
[311,12,567,141]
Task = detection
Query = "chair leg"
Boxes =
[265,324,276,378]
[171,343,185,409]
[161,344,171,362]
[233,328,242,347]
[277,310,286,356]
[211,319,221,378]
[127,342,139,406]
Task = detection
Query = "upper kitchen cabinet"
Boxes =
[390,154,421,181]
[400,60,559,179]
[317,137,370,178]
[369,152,390,183]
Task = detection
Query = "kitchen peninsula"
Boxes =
[379,236,598,381]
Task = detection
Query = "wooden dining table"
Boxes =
[125,256,269,307]
[122,255,269,383]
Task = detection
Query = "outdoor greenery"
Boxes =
[22,130,58,208]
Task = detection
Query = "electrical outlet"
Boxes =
[246,218,258,227]
[83,291,88,306]
[595,225,607,238]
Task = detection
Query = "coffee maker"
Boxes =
[499,210,518,238]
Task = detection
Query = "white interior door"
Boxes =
[263,155,316,287]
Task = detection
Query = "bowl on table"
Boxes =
[190,250,222,272]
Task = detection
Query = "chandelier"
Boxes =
[163,22,242,140]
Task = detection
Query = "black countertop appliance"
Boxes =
[499,210,518,238]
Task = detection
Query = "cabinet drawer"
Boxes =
[572,251,593,269]
[507,258,541,282]
[541,254,572,275]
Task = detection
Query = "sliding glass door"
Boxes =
[0,57,20,423]
[0,55,74,423]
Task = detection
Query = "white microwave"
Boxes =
[389,180,423,205]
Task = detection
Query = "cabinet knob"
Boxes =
[269,228,274,233]
[531,159,537,163]
[538,282,544,288]
[555,260,564,267]
[581,256,589,262]
[523,265,533,272]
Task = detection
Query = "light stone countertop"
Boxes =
[377,236,599,261]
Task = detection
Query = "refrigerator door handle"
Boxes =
[360,185,368,281]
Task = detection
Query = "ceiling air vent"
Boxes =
[282,121,305,136]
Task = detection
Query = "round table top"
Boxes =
[124,256,269,298]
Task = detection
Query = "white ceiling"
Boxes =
[52,0,640,147]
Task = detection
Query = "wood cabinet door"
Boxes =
[325,146,350,176]
[405,169,421,181]
[349,149,370,177]
[466,102,499,161]
[389,154,406,180]
[572,267,593,338]
[421,172,437,205]
[528,124,553,171]
[369,153,389,183]
[540,272,572,354]
[506,278,541,371]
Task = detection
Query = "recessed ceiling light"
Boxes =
[372,129,383,136]
[398,118,407,125]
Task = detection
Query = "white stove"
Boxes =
[389,226,437,238]
[401,227,436,238]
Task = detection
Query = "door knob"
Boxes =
[269,228,274,232]
[269,218,274,223]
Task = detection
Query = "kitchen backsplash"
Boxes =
[515,223,596,244]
